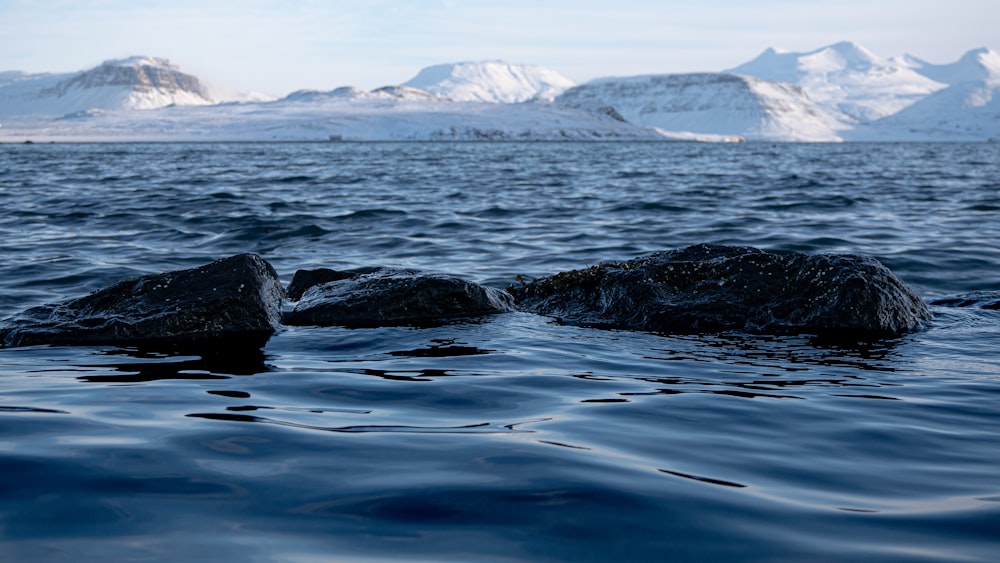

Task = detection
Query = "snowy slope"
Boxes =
[0,95,663,142]
[0,57,213,117]
[848,80,1000,141]
[850,49,1000,141]
[556,73,846,141]
[403,61,575,103]
[898,47,1000,85]
[728,41,946,123]
[281,85,447,103]
[0,71,75,116]
[283,86,369,103]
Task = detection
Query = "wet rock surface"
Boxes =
[285,268,357,301]
[508,244,932,337]
[285,267,383,301]
[283,269,515,328]
[0,254,284,348]
[0,245,937,348]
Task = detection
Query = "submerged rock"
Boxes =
[0,254,284,348]
[283,269,514,327]
[508,244,931,337]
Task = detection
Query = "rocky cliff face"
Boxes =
[0,56,213,116]
[47,57,210,99]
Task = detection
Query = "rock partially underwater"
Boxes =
[509,244,931,337]
[0,245,934,348]
[284,268,515,327]
[0,254,284,348]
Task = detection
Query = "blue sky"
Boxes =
[2,0,997,95]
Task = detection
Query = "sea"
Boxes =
[0,141,998,562]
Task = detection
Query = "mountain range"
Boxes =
[1,42,998,142]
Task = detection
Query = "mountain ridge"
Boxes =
[726,41,948,123]
[898,47,1000,85]
[2,44,998,142]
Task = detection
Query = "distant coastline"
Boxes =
[2,42,998,143]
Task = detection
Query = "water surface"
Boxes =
[1,142,998,561]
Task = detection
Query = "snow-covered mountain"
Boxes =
[280,85,451,105]
[0,57,215,117]
[850,48,1000,141]
[0,56,656,142]
[849,80,1000,141]
[898,47,1000,85]
[557,73,846,141]
[727,41,946,123]
[402,61,575,103]
[282,86,369,103]
[4,45,1000,142]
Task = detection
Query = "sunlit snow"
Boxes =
[2,45,998,143]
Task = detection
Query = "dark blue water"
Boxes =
[1,142,999,561]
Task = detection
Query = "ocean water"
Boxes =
[0,141,998,562]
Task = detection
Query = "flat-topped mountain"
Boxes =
[0,56,213,117]
[556,73,846,142]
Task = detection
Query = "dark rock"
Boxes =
[283,269,514,327]
[929,291,1000,310]
[286,268,357,301]
[0,254,285,348]
[508,244,931,337]
[285,266,384,301]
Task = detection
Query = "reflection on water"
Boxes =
[73,345,270,382]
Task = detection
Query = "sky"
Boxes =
[1,0,997,96]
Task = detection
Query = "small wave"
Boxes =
[323,175,367,185]
[186,412,540,434]
[965,204,1000,212]
[388,344,493,358]
[0,406,69,414]
[228,223,331,242]
[607,201,690,213]
[614,171,659,179]
[333,209,408,221]
[659,469,747,488]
